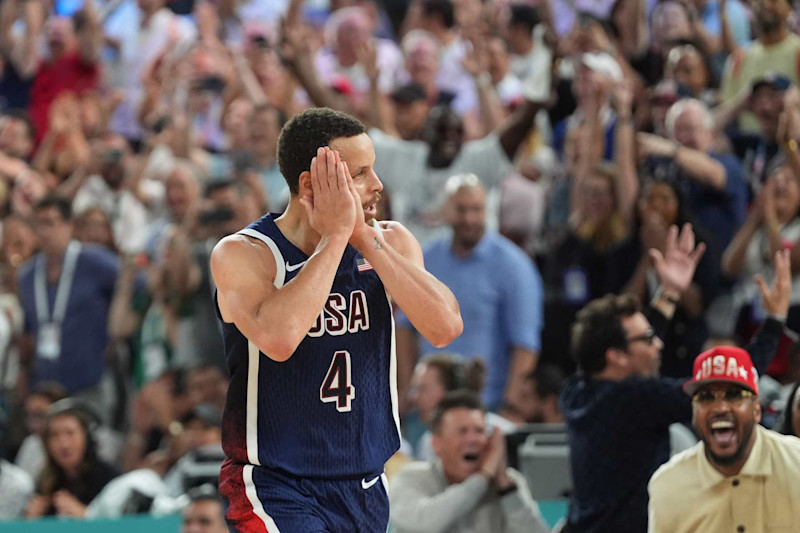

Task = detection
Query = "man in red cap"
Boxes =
[648,345,800,532]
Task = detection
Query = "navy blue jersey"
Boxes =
[218,214,401,478]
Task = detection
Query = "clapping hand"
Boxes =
[755,249,792,318]
[650,223,706,296]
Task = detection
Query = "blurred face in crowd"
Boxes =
[652,1,692,47]
[572,65,601,107]
[96,134,130,189]
[393,99,429,140]
[25,393,52,436]
[453,0,483,30]
[639,182,679,227]
[75,208,115,250]
[328,134,384,222]
[487,37,510,85]
[671,104,713,151]
[0,116,33,160]
[619,312,663,378]
[410,363,448,422]
[668,47,710,95]
[752,0,792,36]
[46,17,76,57]
[34,206,72,256]
[250,107,281,156]
[432,407,488,484]
[582,173,616,226]
[335,10,371,65]
[223,99,253,147]
[187,366,228,410]
[421,106,465,165]
[692,383,760,473]
[166,167,200,221]
[750,85,784,141]
[768,166,800,223]
[137,0,166,15]
[46,413,88,475]
[404,36,439,87]
[2,215,37,268]
[182,499,227,533]
[447,185,486,251]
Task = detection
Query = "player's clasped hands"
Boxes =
[301,146,359,239]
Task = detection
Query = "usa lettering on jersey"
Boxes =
[307,290,370,337]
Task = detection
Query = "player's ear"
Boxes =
[298,170,313,198]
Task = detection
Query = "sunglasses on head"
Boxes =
[692,387,755,405]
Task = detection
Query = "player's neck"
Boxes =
[274,201,324,256]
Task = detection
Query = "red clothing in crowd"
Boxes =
[28,52,100,143]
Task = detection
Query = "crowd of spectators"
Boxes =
[1,0,800,531]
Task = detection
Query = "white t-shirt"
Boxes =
[369,128,513,244]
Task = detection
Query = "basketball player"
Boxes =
[211,107,463,532]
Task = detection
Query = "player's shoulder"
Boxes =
[377,220,419,249]
[210,234,276,278]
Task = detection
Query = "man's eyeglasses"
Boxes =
[692,388,755,405]
[626,328,658,346]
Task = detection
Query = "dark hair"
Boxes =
[421,0,455,29]
[2,109,36,141]
[421,353,486,394]
[187,483,223,505]
[34,194,73,222]
[529,363,566,399]
[430,389,485,434]
[39,407,99,497]
[29,382,69,404]
[571,293,640,376]
[779,381,800,437]
[277,107,366,195]
[509,4,541,34]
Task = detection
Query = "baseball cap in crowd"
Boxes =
[391,83,427,104]
[751,72,792,93]
[580,52,623,83]
[683,346,759,397]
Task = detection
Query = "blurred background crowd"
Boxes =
[1,0,800,531]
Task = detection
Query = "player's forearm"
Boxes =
[253,233,350,359]
[356,231,462,348]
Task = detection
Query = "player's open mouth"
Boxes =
[364,204,377,216]
[709,418,737,449]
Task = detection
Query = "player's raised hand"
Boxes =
[300,147,357,238]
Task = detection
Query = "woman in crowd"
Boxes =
[25,404,119,518]
[722,162,800,380]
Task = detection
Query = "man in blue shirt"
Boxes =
[18,195,119,412]
[396,174,543,412]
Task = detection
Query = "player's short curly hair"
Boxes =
[277,107,366,195]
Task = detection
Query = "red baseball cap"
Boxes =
[683,346,759,396]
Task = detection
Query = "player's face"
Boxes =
[692,383,761,470]
[329,133,384,221]
[432,407,488,484]
[181,500,228,533]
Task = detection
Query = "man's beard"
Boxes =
[703,418,756,467]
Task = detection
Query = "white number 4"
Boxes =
[320,350,356,412]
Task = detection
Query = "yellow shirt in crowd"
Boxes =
[648,425,800,533]
[720,33,800,133]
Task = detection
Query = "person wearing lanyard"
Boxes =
[18,195,121,418]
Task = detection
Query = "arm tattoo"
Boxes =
[374,237,384,250]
